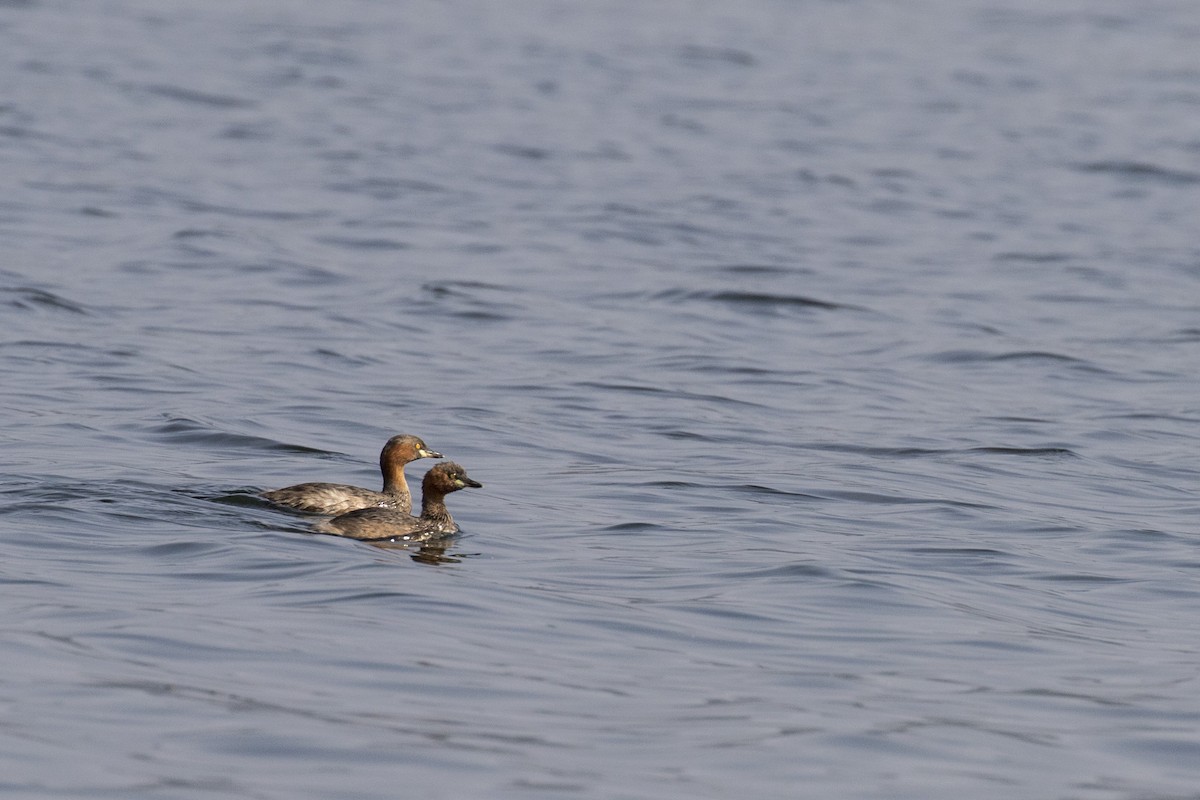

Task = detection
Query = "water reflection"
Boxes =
[368,536,463,565]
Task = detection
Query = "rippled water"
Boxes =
[3,1,1200,797]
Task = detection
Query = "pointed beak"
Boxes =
[419,449,443,459]
[462,477,483,488]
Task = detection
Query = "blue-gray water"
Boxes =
[3,1,1200,797]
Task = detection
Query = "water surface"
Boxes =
[3,1,1200,798]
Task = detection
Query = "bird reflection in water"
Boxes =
[365,535,465,565]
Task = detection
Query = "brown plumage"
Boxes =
[261,434,442,515]
[315,462,482,541]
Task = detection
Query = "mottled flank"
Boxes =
[260,482,396,515]
[262,434,441,514]
[316,462,482,541]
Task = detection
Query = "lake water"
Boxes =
[3,1,1200,797]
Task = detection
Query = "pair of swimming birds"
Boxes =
[261,434,481,542]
